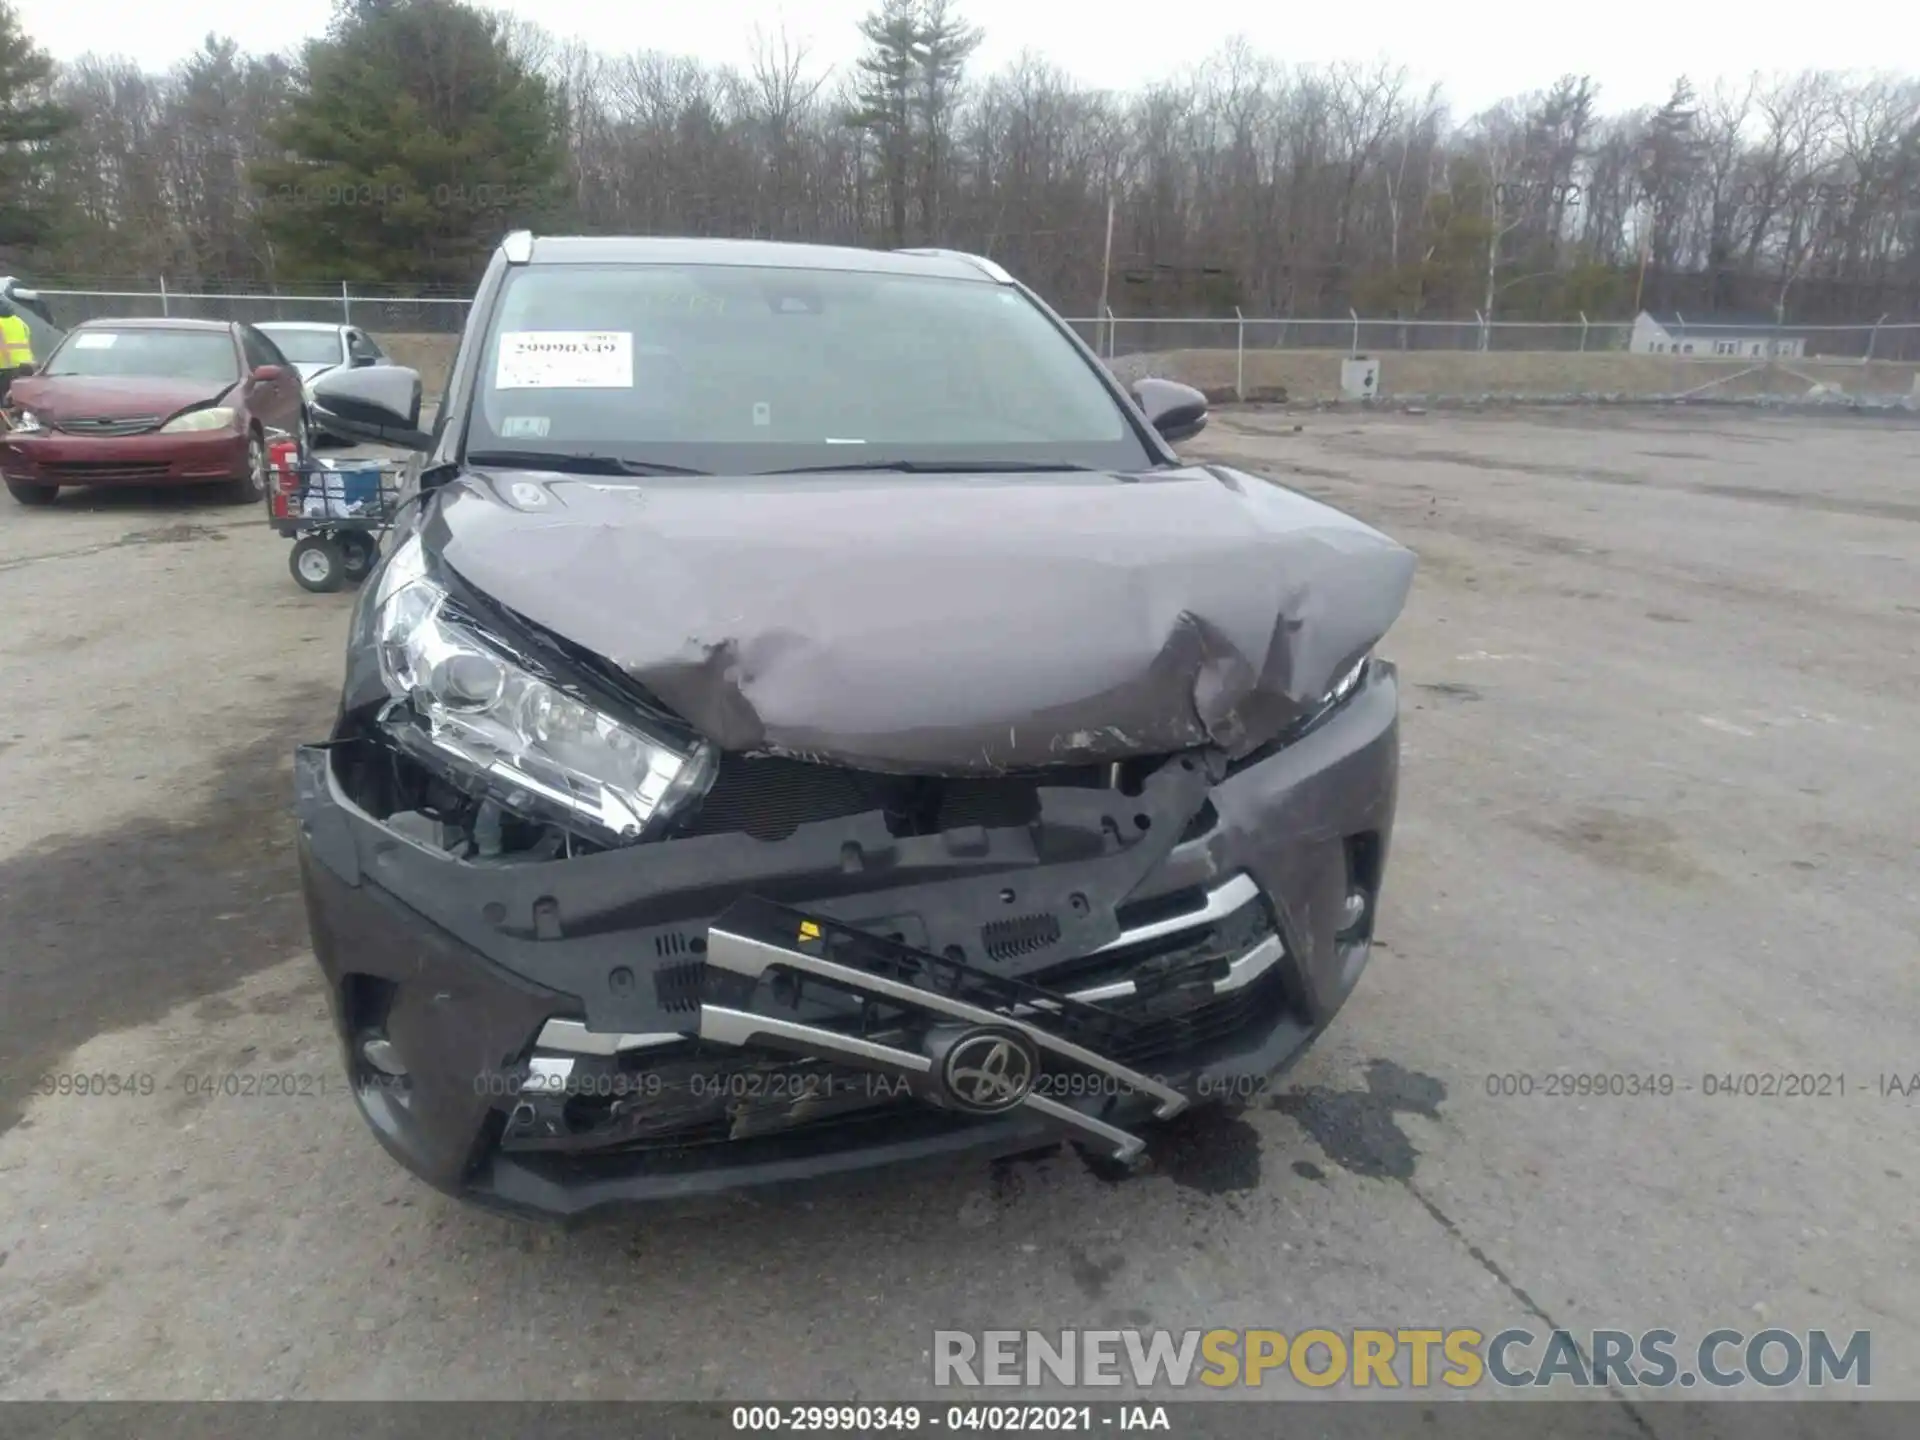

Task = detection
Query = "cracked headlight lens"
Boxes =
[372,537,714,845]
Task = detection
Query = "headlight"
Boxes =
[8,409,42,432]
[160,407,238,433]
[371,537,715,846]
[1323,652,1371,708]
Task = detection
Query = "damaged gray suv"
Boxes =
[297,232,1415,1218]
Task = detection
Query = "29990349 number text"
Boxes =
[731,1406,923,1430]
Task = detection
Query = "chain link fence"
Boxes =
[28,281,1920,405]
[1063,314,1918,362]
[1063,310,1920,406]
[35,282,471,334]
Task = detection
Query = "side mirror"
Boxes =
[250,364,285,384]
[312,364,432,451]
[1130,377,1209,444]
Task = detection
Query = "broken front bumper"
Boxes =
[293,664,1400,1218]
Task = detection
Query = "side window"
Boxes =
[241,326,281,370]
[348,330,381,364]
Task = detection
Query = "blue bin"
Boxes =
[334,466,382,509]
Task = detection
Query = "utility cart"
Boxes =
[267,438,409,593]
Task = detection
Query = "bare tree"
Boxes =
[29,11,1920,327]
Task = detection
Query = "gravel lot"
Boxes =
[0,407,1914,1406]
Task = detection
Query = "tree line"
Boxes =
[2,0,1917,324]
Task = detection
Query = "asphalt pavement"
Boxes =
[0,407,1913,1406]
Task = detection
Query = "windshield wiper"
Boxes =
[465,449,709,476]
[759,459,1100,476]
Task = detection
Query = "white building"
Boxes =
[1629,311,1807,359]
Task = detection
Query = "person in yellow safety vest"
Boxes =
[0,303,35,410]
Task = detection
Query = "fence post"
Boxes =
[158,275,169,317]
[1578,311,1589,353]
[1348,308,1359,357]
[1234,306,1245,401]
[1104,304,1116,361]
[1474,310,1486,353]
[1865,313,1887,364]
[342,280,352,326]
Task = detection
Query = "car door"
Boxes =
[240,325,301,432]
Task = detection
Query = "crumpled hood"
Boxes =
[10,374,234,422]
[426,466,1416,774]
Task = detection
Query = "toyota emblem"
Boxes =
[940,1029,1038,1115]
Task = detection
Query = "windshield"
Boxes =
[47,329,238,384]
[259,328,345,365]
[465,263,1151,473]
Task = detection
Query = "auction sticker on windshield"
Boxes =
[495,331,632,389]
[73,332,118,348]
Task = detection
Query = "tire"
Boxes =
[219,430,270,506]
[290,535,346,593]
[337,530,379,583]
[6,479,59,506]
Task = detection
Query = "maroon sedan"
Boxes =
[1,318,308,506]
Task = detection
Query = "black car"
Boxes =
[299,233,1415,1219]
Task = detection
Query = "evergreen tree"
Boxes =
[850,0,921,247]
[0,0,77,253]
[849,0,981,247]
[251,0,567,284]
[1637,78,1704,280]
[915,0,981,239]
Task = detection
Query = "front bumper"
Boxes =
[294,665,1400,1218]
[1,427,249,487]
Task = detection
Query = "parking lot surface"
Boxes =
[0,407,1914,1403]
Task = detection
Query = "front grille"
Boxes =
[500,1043,918,1156]
[1044,883,1276,997]
[676,754,1107,841]
[505,1091,962,1172]
[520,888,1291,1155]
[42,461,173,482]
[1106,969,1289,1067]
[54,416,160,437]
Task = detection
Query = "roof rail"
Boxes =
[895,248,1014,284]
[502,230,534,264]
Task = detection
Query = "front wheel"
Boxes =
[6,479,59,506]
[219,431,270,506]
[290,535,346,593]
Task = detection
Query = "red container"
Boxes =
[268,439,302,520]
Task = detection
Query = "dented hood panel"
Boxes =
[426,466,1416,774]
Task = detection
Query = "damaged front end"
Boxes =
[296,492,1405,1218]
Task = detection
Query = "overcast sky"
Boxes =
[14,0,1911,120]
